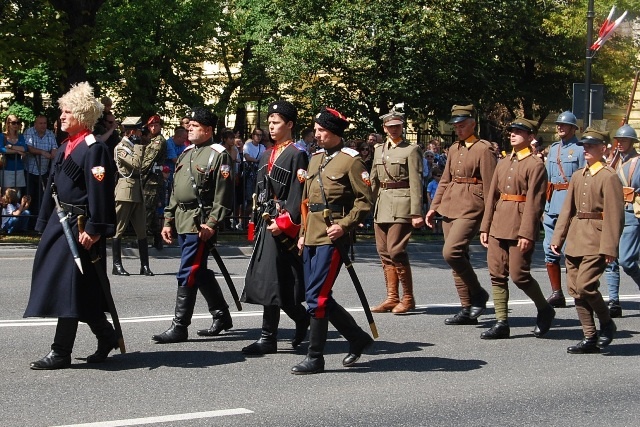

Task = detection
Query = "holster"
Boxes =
[546,182,553,202]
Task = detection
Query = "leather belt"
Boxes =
[576,211,603,219]
[309,203,344,213]
[454,177,482,184]
[177,201,199,211]
[500,194,526,202]
[552,183,569,191]
[60,202,87,216]
[380,181,410,189]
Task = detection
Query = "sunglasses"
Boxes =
[10,121,21,125]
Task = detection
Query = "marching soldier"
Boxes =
[370,110,424,314]
[292,107,373,375]
[551,128,624,354]
[25,82,118,369]
[603,124,640,317]
[479,118,555,339]
[112,135,154,276]
[142,114,167,250]
[425,105,496,325]
[241,100,310,356]
[543,111,585,308]
[152,107,234,343]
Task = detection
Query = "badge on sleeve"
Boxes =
[91,166,106,182]
[220,164,231,179]
[297,168,308,183]
[361,171,371,186]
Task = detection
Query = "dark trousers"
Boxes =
[176,233,210,288]
[303,244,342,318]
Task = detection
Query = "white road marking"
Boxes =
[49,408,253,427]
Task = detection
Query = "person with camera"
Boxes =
[152,107,234,344]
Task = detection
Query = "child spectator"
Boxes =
[1,188,30,233]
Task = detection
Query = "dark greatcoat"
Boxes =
[242,143,308,307]
[24,134,116,322]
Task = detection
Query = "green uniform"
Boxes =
[164,140,233,233]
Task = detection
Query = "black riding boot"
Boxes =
[153,233,164,250]
[86,317,118,363]
[328,304,374,367]
[197,270,233,336]
[291,317,328,375]
[112,238,130,276]
[242,305,280,355]
[152,286,197,343]
[138,239,154,276]
[282,303,311,348]
[30,318,78,370]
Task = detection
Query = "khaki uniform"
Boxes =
[480,147,548,322]
[302,147,372,245]
[142,134,167,235]
[430,136,496,306]
[551,162,624,337]
[114,138,146,239]
[370,137,423,313]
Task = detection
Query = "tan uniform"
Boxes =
[480,147,548,321]
[551,162,624,337]
[114,138,146,239]
[369,137,423,313]
[430,136,496,306]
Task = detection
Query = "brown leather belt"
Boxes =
[552,183,569,191]
[454,177,482,184]
[500,194,526,202]
[577,211,603,219]
[380,181,410,189]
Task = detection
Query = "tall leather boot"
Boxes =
[152,286,197,343]
[282,303,310,348]
[153,233,164,250]
[112,238,130,276]
[328,304,374,367]
[546,262,566,308]
[291,317,328,375]
[86,317,118,363]
[197,270,233,336]
[138,239,154,276]
[30,318,78,370]
[371,263,400,313]
[392,264,415,314]
[242,305,280,355]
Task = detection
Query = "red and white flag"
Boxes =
[591,5,627,52]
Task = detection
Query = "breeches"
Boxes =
[565,254,606,300]
[487,236,536,289]
[374,222,412,266]
[114,201,146,239]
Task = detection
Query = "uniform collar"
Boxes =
[510,146,533,161]
[584,160,605,176]
[462,135,478,148]
[561,135,579,146]
[386,136,403,149]
[621,149,639,163]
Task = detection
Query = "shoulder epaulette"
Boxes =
[477,139,493,148]
[183,144,196,152]
[312,149,325,156]
[85,134,97,146]
[293,143,305,151]
[341,147,359,157]
[211,143,226,153]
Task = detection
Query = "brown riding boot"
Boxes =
[371,264,400,313]
[545,262,566,308]
[392,264,415,314]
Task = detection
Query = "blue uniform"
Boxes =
[543,136,585,263]
[605,150,640,300]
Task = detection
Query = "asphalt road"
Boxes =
[1,242,639,427]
